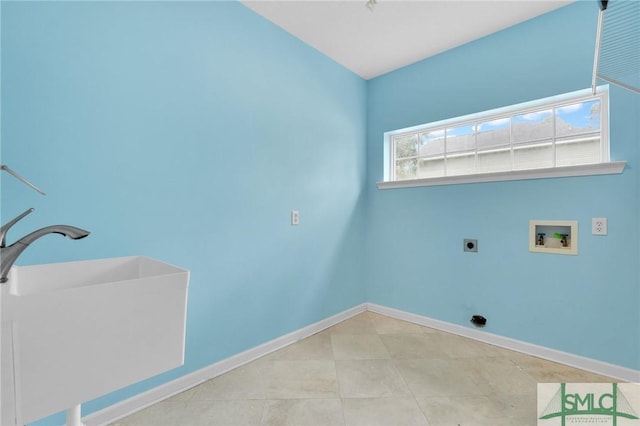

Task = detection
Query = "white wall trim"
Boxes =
[83,304,367,426]
[366,303,640,383]
[84,302,639,426]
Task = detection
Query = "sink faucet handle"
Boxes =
[1,208,35,248]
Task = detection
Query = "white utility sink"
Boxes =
[1,256,189,426]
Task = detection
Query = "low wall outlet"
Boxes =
[291,210,300,225]
[592,217,607,235]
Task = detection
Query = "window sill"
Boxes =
[376,161,627,190]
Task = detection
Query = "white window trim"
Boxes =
[377,161,626,189]
[378,86,625,189]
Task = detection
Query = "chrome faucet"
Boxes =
[0,208,90,283]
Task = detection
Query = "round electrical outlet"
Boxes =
[463,239,478,252]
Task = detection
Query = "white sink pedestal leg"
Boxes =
[66,404,85,426]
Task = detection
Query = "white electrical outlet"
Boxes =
[592,217,607,235]
[291,210,300,225]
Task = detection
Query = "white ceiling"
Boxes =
[241,0,574,80]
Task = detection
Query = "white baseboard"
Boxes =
[366,303,640,383]
[84,303,367,426]
[85,301,639,426]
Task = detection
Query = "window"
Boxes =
[379,87,625,189]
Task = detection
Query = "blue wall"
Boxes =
[366,1,639,371]
[2,1,639,424]
[1,2,366,424]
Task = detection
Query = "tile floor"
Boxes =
[110,312,615,426]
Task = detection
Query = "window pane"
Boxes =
[477,148,511,173]
[395,158,417,180]
[394,135,418,159]
[418,158,445,178]
[446,125,475,153]
[513,109,553,143]
[477,118,510,150]
[556,138,601,166]
[387,89,607,184]
[513,141,553,170]
[556,100,601,138]
[419,130,445,157]
[446,152,475,176]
